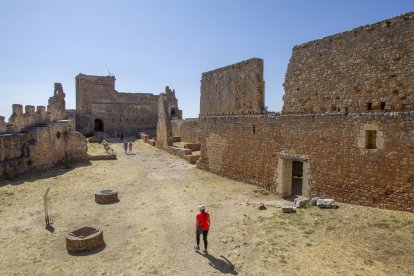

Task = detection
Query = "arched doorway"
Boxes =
[170,107,176,116]
[94,119,104,132]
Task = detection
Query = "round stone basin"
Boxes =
[95,188,118,204]
[66,226,104,253]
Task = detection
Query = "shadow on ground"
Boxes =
[0,160,92,187]
[196,251,238,275]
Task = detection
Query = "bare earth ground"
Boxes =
[0,140,413,275]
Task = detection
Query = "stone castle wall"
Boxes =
[200,58,265,116]
[171,118,200,143]
[0,122,88,179]
[0,83,66,134]
[0,84,88,179]
[195,12,414,212]
[283,12,414,114]
[197,112,414,212]
[75,74,181,137]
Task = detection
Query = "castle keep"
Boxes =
[73,74,182,137]
[172,12,414,212]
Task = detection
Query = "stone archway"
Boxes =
[94,119,104,132]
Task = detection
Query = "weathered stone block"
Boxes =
[185,154,200,164]
[317,198,336,209]
[281,205,296,213]
[184,143,201,151]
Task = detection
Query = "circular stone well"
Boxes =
[95,189,118,204]
[66,226,104,253]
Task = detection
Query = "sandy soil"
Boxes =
[0,140,413,275]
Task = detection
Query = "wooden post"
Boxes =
[44,187,50,227]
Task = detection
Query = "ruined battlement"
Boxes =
[0,83,66,134]
[283,11,414,114]
[200,58,265,116]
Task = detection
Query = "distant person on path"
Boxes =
[123,140,128,154]
[194,204,210,253]
[120,133,123,141]
[128,141,133,154]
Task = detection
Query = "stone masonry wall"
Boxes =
[156,94,173,149]
[200,58,265,116]
[1,83,67,134]
[197,112,414,212]
[75,74,182,137]
[0,122,88,179]
[283,12,414,114]
[0,84,87,179]
[171,118,200,143]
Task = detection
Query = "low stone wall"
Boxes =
[0,121,88,179]
[185,154,200,164]
[184,143,201,151]
[140,133,150,142]
[171,118,200,143]
[89,155,117,161]
[165,146,192,158]
[197,112,414,212]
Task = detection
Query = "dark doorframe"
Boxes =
[94,119,104,132]
[291,161,303,195]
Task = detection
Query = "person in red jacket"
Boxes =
[194,204,210,253]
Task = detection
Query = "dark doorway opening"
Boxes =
[94,119,104,132]
[170,107,176,116]
[291,161,303,195]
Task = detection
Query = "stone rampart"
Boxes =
[0,84,87,179]
[0,122,88,179]
[1,83,67,134]
[197,112,414,212]
[200,58,265,116]
[283,12,414,114]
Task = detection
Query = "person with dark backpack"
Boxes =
[123,140,128,154]
[194,204,210,253]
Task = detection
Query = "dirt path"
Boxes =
[0,141,413,275]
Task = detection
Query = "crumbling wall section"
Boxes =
[48,83,66,121]
[1,83,67,134]
[283,12,414,114]
[200,58,265,116]
[0,83,87,179]
[156,94,173,149]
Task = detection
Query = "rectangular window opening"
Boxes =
[365,130,377,149]
[367,102,372,111]
[380,102,386,110]
[252,125,256,135]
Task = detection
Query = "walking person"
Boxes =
[123,140,128,154]
[128,141,133,154]
[120,133,123,141]
[194,204,210,253]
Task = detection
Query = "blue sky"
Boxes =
[0,0,413,119]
